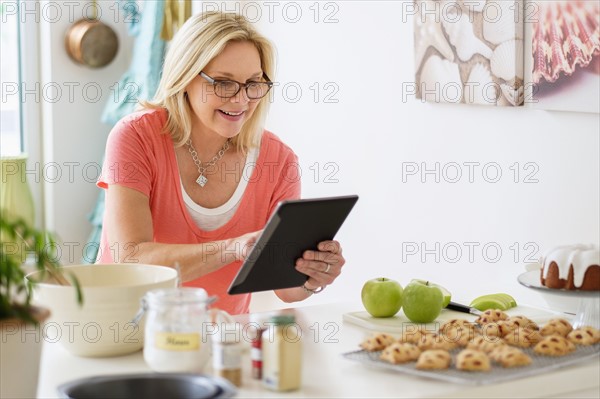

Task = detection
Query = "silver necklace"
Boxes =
[186,138,231,187]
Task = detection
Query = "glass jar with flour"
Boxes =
[140,288,233,373]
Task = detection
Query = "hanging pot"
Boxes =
[65,1,118,68]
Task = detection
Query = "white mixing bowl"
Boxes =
[26,264,177,357]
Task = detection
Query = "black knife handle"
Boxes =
[446,301,474,314]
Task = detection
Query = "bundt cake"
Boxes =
[540,245,600,291]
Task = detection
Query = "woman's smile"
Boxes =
[217,109,246,121]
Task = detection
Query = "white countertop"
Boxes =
[37,302,600,398]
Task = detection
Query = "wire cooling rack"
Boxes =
[342,344,600,385]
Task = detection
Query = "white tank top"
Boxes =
[181,147,259,231]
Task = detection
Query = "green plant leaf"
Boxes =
[1,215,83,323]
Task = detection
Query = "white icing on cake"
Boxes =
[541,244,600,288]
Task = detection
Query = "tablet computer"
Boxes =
[227,195,359,295]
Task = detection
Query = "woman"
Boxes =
[96,11,345,314]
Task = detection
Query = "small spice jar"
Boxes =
[212,323,243,387]
[262,314,302,391]
[248,313,267,379]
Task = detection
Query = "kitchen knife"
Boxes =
[446,301,482,316]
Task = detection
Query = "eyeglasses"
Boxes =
[199,71,273,100]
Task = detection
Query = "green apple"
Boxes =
[402,280,444,323]
[494,293,517,308]
[410,279,451,308]
[361,278,403,318]
[470,293,517,311]
[470,297,508,311]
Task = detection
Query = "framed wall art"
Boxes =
[525,0,600,113]
[414,0,524,106]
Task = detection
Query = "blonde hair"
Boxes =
[143,11,275,150]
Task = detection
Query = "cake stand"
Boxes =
[518,270,600,329]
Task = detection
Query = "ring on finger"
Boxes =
[324,263,331,274]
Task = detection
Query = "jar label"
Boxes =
[154,332,200,351]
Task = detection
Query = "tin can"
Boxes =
[262,314,302,391]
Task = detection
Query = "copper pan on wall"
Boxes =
[65,1,118,68]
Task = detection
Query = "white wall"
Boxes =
[33,1,598,312]
[35,0,133,262]
[250,1,600,311]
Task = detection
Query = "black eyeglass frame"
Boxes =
[199,71,274,100]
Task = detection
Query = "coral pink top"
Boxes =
[97,108,301,314]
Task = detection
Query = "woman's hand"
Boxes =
[295,240,345,290]
[232,230,263,262]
